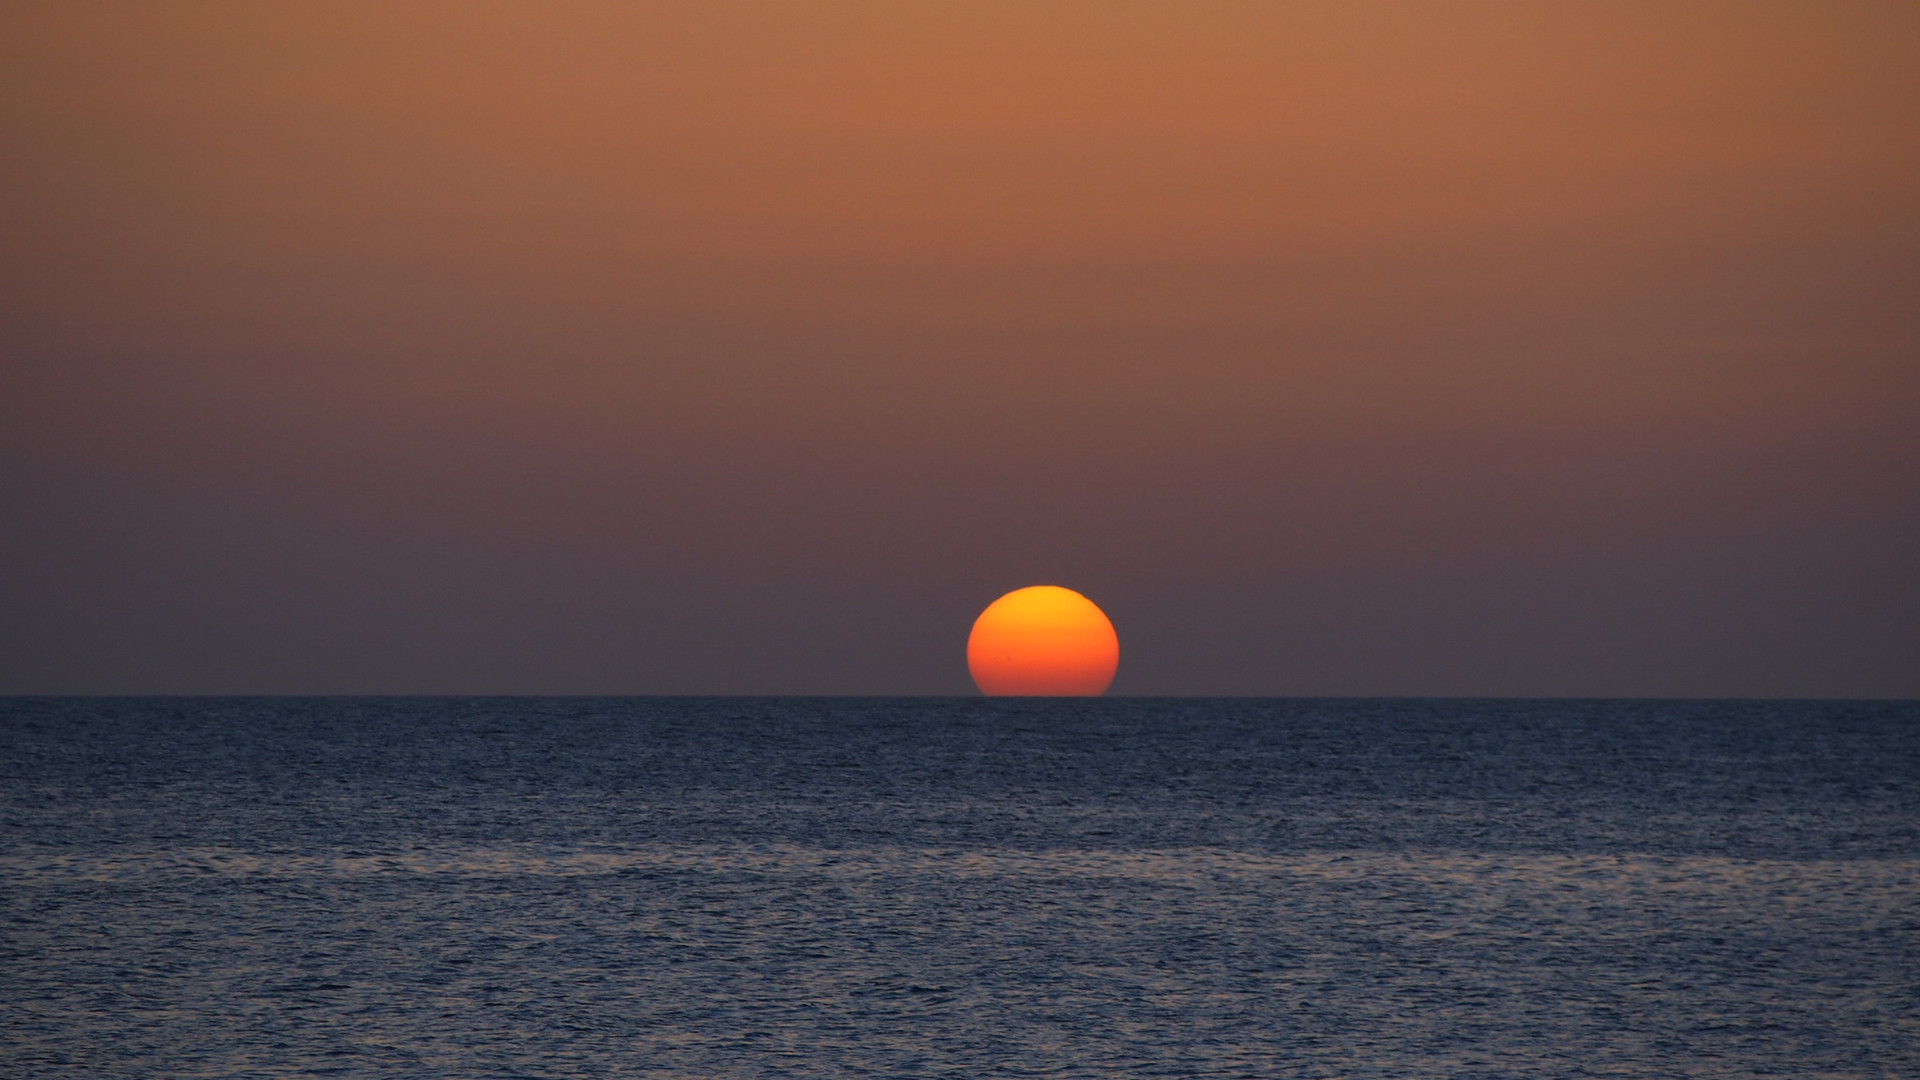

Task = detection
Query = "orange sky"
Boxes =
[2,2,1916,693]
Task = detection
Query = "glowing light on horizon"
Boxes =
[967,585,1119,696]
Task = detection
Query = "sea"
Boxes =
[3,697,1917,1078]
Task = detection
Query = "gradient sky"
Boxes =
[3,1,1916,695]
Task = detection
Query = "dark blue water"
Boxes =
[4,697,1917,1077]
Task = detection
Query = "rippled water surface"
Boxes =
[4,697,1917,1077]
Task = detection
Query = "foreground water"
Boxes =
[3,698,1916,1077]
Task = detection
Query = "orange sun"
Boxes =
[967,585,1119,696]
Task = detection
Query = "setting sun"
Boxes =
[967,586,1119,696]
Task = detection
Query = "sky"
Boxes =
[2,1,1916,696]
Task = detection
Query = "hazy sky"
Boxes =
[3,1,1916,695]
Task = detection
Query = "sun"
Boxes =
[967,585,1119,696]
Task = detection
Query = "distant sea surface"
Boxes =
[4,698,1917,1078]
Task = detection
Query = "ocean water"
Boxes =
[3,697,1917,1078]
